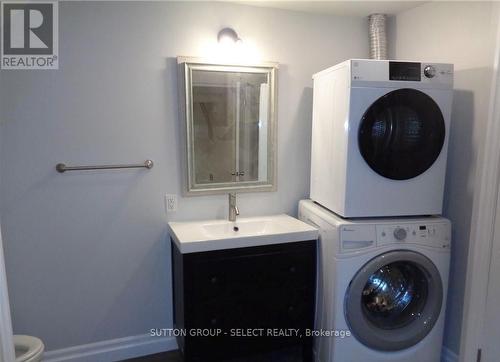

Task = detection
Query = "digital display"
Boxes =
[419,226,427,230]
[389,62,421,81]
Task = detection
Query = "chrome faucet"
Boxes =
[229,193,239,222]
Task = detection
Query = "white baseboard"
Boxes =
[43,334,177,362]
[442,346,459,362]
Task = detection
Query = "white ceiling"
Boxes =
[225,1,426,17]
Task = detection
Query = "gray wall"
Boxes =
[389,1,498,355]
[0,1,368,351]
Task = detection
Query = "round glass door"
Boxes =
[362,261,428,330]
[358,89,445,180]
[345,251,443,351]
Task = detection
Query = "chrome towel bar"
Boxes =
[56,160,154,173]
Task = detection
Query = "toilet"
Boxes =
[14,335,44,362]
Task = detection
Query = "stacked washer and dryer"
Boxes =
[299,59,453,362]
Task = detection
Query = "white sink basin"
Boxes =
[168,214,318,254]
[202,219,272,238]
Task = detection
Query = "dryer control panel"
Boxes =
[350,59,453,88]
[376,222,451,249]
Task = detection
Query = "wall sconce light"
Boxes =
[217,27,241,45]
[200,26,259,63]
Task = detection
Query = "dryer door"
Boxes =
[358,88,445,180]
[345,250,443,351]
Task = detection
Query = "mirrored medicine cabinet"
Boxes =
[178,57,278,195]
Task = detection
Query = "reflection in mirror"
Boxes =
[192,71,268,184]
[179,59,277,195]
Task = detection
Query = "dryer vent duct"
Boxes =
[368,14,388,60]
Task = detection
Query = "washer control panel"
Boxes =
[376,222,450,249]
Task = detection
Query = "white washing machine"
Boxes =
[298,200,451,362]
[310,59,453,217]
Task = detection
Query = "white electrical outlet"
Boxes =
[165,194,178,213]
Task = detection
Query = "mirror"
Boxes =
[178,58,278,195]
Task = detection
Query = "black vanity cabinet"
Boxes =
[172,240,316,361]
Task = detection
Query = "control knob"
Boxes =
[394,228,407,241]
[424,65,436,78]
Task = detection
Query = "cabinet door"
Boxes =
[182,241,316,360]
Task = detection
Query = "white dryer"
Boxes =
[310,59,453,217]
[298,199,451,362]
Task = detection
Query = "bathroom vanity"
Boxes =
[169,215,318,361]
[172,59,317,360]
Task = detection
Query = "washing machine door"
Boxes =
[358,88,445,180]
[344,250,443,351]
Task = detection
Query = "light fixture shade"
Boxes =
[217,27,240,44]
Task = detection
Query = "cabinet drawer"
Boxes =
[187,291,314,360]
[189,249,314,302]
[191,290,313,330]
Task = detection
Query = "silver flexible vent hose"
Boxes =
[368,14,388,60]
